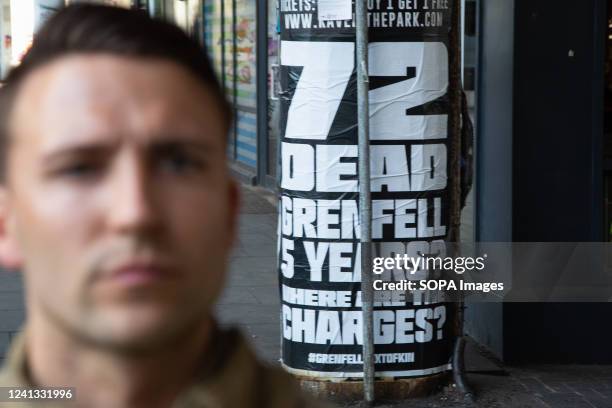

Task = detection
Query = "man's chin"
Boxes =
[80,308,208,354]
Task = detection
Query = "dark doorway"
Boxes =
[605,0,612,240]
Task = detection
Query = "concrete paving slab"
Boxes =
[0,311,25,331]
[217,286,260,305]
[215,303,280,326]
[0,273,23,292]
[249,286,281,306]
[0,332,9,359]
[0,292,24,311]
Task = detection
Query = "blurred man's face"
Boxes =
[0,55,237,351]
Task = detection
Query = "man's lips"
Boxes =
[105,262,175,286]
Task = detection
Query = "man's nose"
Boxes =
[106,154,160,235]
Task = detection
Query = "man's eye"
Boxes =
[158,152,205,174]
[57,162,100,179]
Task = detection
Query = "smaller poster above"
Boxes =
[318,0,352,21]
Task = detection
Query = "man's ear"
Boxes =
[0,188,23,270]
[226,179,240,248]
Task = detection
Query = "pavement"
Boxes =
[219,186,612,408]
[0,269,24,369]
[2,184,612,407]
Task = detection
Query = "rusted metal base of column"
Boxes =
[298,372,451,403]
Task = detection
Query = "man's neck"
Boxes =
[25,314,213,408]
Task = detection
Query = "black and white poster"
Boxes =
[278,0,454,378]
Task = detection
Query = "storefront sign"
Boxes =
[10,0,63,66]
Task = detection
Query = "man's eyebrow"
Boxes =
[40,135,216,160]
[147,138,216,154]
[41,144,114,164]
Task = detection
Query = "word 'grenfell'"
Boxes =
[280,196,446,240]
[281,142,447,193]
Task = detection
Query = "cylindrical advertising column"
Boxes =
[278,0,455,399]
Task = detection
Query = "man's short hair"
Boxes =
[0,4,231,182]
